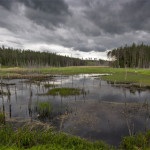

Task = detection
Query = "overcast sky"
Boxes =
[0,0,150,60]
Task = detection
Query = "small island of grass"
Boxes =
[47,87,84,96]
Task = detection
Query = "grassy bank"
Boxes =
[102,71,150,86]
[0,66,123,76]
[0,66,150,86]
[1,124,150,149]
[0,125,113,150]
[0,66,109,78]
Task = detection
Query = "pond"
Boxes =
[0,74,150,146]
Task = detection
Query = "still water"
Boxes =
[0,74,150,145]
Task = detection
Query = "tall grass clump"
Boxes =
[36,102,52,118]
[0,125,13,145]
[0,112,5,124]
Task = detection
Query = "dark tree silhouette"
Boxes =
[107,43,150,68]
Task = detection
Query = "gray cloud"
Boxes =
[0,0,150,59]
[24,0,71,27]
[0,0,71,27]
[0,0,13,9]
[84,0,150,34]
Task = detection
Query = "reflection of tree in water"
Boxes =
[28,83,33,120]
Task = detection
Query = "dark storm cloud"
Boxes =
[121,0,150,31]
[24,0,71,27]
[84,0,150,34]
[0,0,12,9]
[0,0,71,27]
[0,0,150,57]
[23,0,69,14]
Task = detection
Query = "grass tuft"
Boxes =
[0,112,5,124]
[36,102,52,118]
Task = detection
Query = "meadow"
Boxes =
[0,66,150,86]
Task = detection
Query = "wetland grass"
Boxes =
[0,67,150,149]
[0,125,113,150]
[0,66,131,77]
[102,71,150,87]
[120,131,150,150]
[1,123,150,150]
[36,102,52,118]
[0,112,5,124]
[1,67,150,87]
[47,87,84,97]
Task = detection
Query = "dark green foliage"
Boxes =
[0,46,86,67]
[0,46,108,67]
[108,43,150,68]
[47,87,84,96]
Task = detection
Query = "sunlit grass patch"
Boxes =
[102,72,150,86]
[1,66,150,86]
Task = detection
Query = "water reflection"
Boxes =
[0,74,150,146]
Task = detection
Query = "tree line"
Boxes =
[107,43,150,68]
[0,46,86,67]
[0,46,107,67]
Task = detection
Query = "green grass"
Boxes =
[36,102,52,118]
[0,112,5,124]
[0,125,113,150]
[0,66,117,76]
[0,66,150,86]
[102,72,150,86]
[47,87,84,96]
[0,66,149,75]
[1,123,150,149]
[120,131,150,150]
